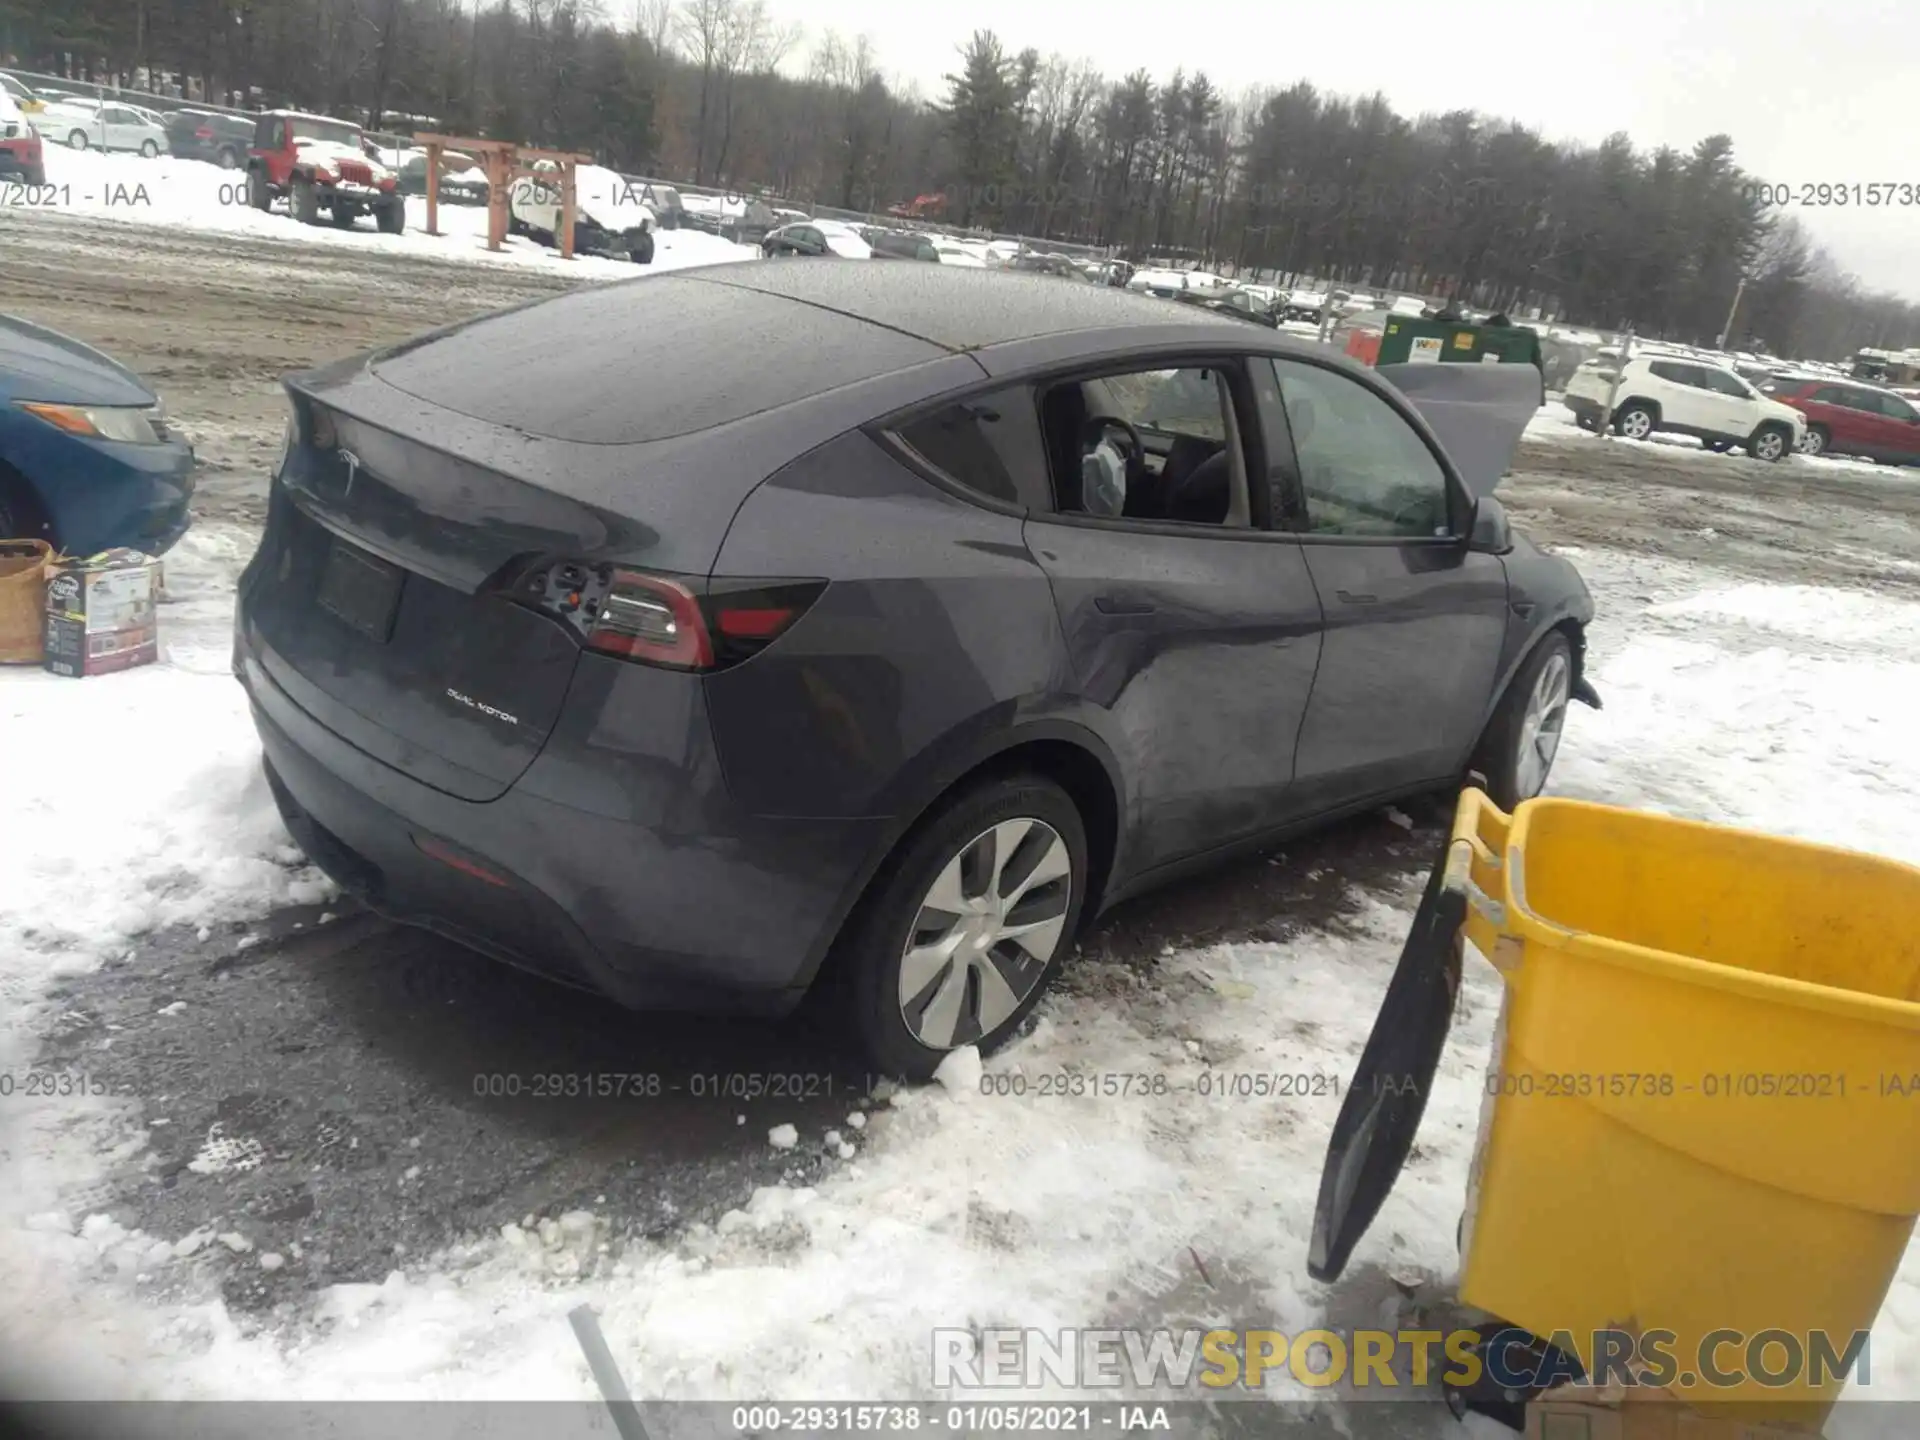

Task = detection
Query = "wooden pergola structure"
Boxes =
[412,134,595,259]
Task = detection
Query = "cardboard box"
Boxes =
[1525,1383,1822,1440]
[43,550,161,678]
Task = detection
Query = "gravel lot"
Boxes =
[6,210,1916,1316]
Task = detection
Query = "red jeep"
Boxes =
[245,109,404,234]
[1761,374,1920,464]
[0,98,45,188]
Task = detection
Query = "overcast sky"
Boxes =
[740,0,1917,299]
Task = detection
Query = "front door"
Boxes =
[1863,389,1920,461]
[1266,356,1510,814]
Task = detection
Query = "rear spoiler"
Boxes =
[1378,361,1542,500]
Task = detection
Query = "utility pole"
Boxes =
[1597,326,1633,439]
[1716,273,1749,351]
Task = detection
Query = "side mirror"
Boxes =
[1467,493,1512,554]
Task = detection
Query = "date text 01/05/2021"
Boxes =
[1482,1071,1920,1100]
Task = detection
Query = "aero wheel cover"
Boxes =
[1515,649,1570,799]
[898,818,1072,1051]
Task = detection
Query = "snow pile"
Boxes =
[0,524,331,993]
[1,539,1918,1410]
[28,147,758,277]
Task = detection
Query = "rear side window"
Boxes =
[1648,360,1699,386]
[890,385,1052,511]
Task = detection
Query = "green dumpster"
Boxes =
[1373,316,1543,370]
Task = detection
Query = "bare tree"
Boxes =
[634,0,673,53]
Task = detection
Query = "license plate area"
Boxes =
[316,538,403,643]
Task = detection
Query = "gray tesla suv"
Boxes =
[235,262,1597,1079]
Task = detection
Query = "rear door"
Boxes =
[1007,357,1327,873]
[1645,360,1715,431]
[1268,356,1510,813]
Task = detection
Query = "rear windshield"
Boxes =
[372,276,944,445]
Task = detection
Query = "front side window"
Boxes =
[1270,358,1454,539]
[1703,369,1754,399]
[891,385,1051,511]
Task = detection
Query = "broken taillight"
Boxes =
[501,561,824,672]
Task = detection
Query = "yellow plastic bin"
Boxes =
[1448,788,1920,1424]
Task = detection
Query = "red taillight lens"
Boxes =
[500,561,824,672]
[587,571,712,669]
[194,126,214,138]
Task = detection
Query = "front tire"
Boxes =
[292,175,319,225]
[1747,424,1790,463]
[844,775,1088,1081]
[631,228,655,264]
[1470,631,1574,810]
[377,201,405,234]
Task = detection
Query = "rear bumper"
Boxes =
[236,619,889,1015]
[1562,394,1606,426]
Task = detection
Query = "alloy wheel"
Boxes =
[1514,650,1570,800]
[898,817,1072,1051]
[1618,409,1653,440]
[1798,428,1825,456]
[1754,430,1786,462]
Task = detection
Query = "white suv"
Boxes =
[1564,352,1806,462]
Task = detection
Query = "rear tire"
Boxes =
[217,146,239,170]
[1705,439,1733,453]
[1470,631,1575,811]
[631,228,655,264]
[140,139,159,158]
[1747,424,1791,463]
[842,774,1088,1082]
[330,205,356,228]
[23,163,46,188]
[1612,402,1656,441]
[247,167,270,210]
[1798,425,1828,457]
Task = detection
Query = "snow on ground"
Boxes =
[29,146,757,277]
[2,530,1918,1420]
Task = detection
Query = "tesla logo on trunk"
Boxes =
[338,448,362,496]
[445,687,520,726]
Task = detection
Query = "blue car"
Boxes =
[0,315,195,554]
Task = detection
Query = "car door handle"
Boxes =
[1335,590,1378,605]
[1094,595,1157,616]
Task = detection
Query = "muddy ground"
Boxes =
[4,211,1916,1317]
